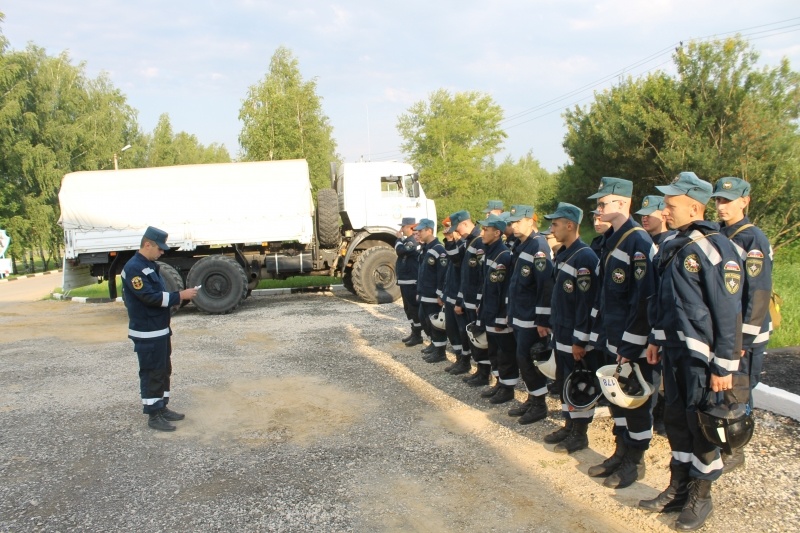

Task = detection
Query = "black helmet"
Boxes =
[564,359,602,412]
[529,335,551,361]
[697,393,754,455]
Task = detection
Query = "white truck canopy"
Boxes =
[59,160,314,257]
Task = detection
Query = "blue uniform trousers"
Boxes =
[662,348,724,481]
[513,326,548,397]
[135,336,172,414]
[399,284,420,327]
[419,301,447,347]
[605,352,659,451]
[488,331,519,386]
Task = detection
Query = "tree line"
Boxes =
[2,9,798,278]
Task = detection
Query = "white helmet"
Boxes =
[534,350,557,381]
[596,362,655,409]
[430,310,446,331]
[466,321,488,350]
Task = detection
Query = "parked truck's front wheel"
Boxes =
[186,256,248,314]
[156,261,185,315]
[351,246,400,304]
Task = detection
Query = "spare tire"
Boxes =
[186,255,248,314]
[351,246,400,304]
[316,188,340,249]
[156,261,185,315]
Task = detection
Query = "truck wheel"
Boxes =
[316,188,340,249]
[351,246,400,304]
[156,261,185,315]
[186,256,248,314]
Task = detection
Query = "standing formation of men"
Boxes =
[396,171,771,531]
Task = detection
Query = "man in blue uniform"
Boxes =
[586,177,658,489]
[712,177,772,472]
[396,217,424,346]
[640,172,743,531]
[443,210,474,375]
[122,226,198,432]
[541,203,600,452]
[414,218,448,362]
[476,214,516,404]
[506,204,553,424]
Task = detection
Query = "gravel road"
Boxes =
[1,292,798,532]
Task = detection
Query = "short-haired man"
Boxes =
[482,200,504,218]
[441,212,468,368]
[458,213,492,385]
[541,203,601,453]
[476,214,516,404]
[711,177,773,472]
[505,204,553,423]
[586,177,658,489]
[640,172,743,531]
[443,210,475,375]
[122,226,198,431]
[414,219,448,362]
[396,217,423,346]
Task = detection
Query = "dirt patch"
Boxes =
[174,376,377,447]
[0,300,127,344]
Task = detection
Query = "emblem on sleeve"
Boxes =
[521,265,531,277]
[427,256,436,266]
[534,251,547,271]
[468,257,478,267]
[746,250,764,277]
[440,258,448,267]
[563,279,574,293]
[724,260,742,294]
[683,254,701,273]
[577,275,591,292]
[131,276,144,290]
[577,267,591,276]
[611,268,625,284]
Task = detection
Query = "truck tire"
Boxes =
[351,246,400,304]
[186,255,248,314]
[316,188,340,249]
[156,261,185,315]
[342,270,356,294]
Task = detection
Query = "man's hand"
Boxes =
[437,297,444,306]
[180,287,199,300]
[537,326,551,338]
[572,344,586,361]
[710,373,733,393]
[646,344,661,365]
[616,354,629,364]
[454,305,464,315]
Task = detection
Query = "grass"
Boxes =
[57,276,340,298]
[768,246,799,349]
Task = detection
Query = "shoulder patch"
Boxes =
[746,250,764,277]
[476,249,485,255]
[131,276,144,290]
[725,261,742,294]
[611,268,625,284]
[746,250,764,259]
[633,251,646,261]
[724,261,741,272]
[684,254,701,273]
[577,267,591,276]
[533,251,547,258]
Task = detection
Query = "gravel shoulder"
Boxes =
[1,294,798,532]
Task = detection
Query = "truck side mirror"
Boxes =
[412,181,420,198]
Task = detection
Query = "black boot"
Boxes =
[147,411,176,432]
[722,447,745,474]
[404,327,424,346]
[603,447,646,489]
[480,379,502,397]
[518,395,547,425]
[554,421,589,454]
[489,385,515,404]
[444,351,461,372]
[547,378,563,397]
[588,436,627,477]
[464,364,491,386]
[401,330,414,343]
[448,354,472,375]
[639,464,690,513]
[544,419,574,444]
[421,342,436,354]
[424,345,447,363]
[160,406,185,421]
[675,479,713,531]
[508,395,537,417]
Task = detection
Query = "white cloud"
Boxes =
[139,66,159,79]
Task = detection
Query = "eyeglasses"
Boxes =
[595,199,622,210]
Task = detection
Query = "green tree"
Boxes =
[239,46,338,190]
[397,89,506,217]
[561,36,800,248]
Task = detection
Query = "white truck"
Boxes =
[58,159,436,313]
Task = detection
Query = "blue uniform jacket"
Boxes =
[121,253,180,342]
[721,217,773,349]
[458,228,485,310]
[507,233,554,329]
[417,238,447,302]
[443,237,466,302]
[478,239,512,331]
[551,239,599,351]
[649,220,743,375]
[590,217,656,360]
[395,235,422,285]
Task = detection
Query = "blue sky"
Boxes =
[2,1,799,171]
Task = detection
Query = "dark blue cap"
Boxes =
[657,172,712,205]
[588,177,633,199]
[711,177,751,201]
[544,202,583,224]
[399,217,417,227]
[482,200,504,213]
[414,218,436,231]
[634,195,665,216]
[479,214,507,232]
[507,205,535,222]
[143,226,170,251]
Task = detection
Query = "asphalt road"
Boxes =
[0,272,62,304]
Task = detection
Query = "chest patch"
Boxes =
[684,254,701,273]
[427,256,436,266]
[131,276,144,290]
[563,279,574,293]
[611,268,625,284]
[521,265,531,277]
